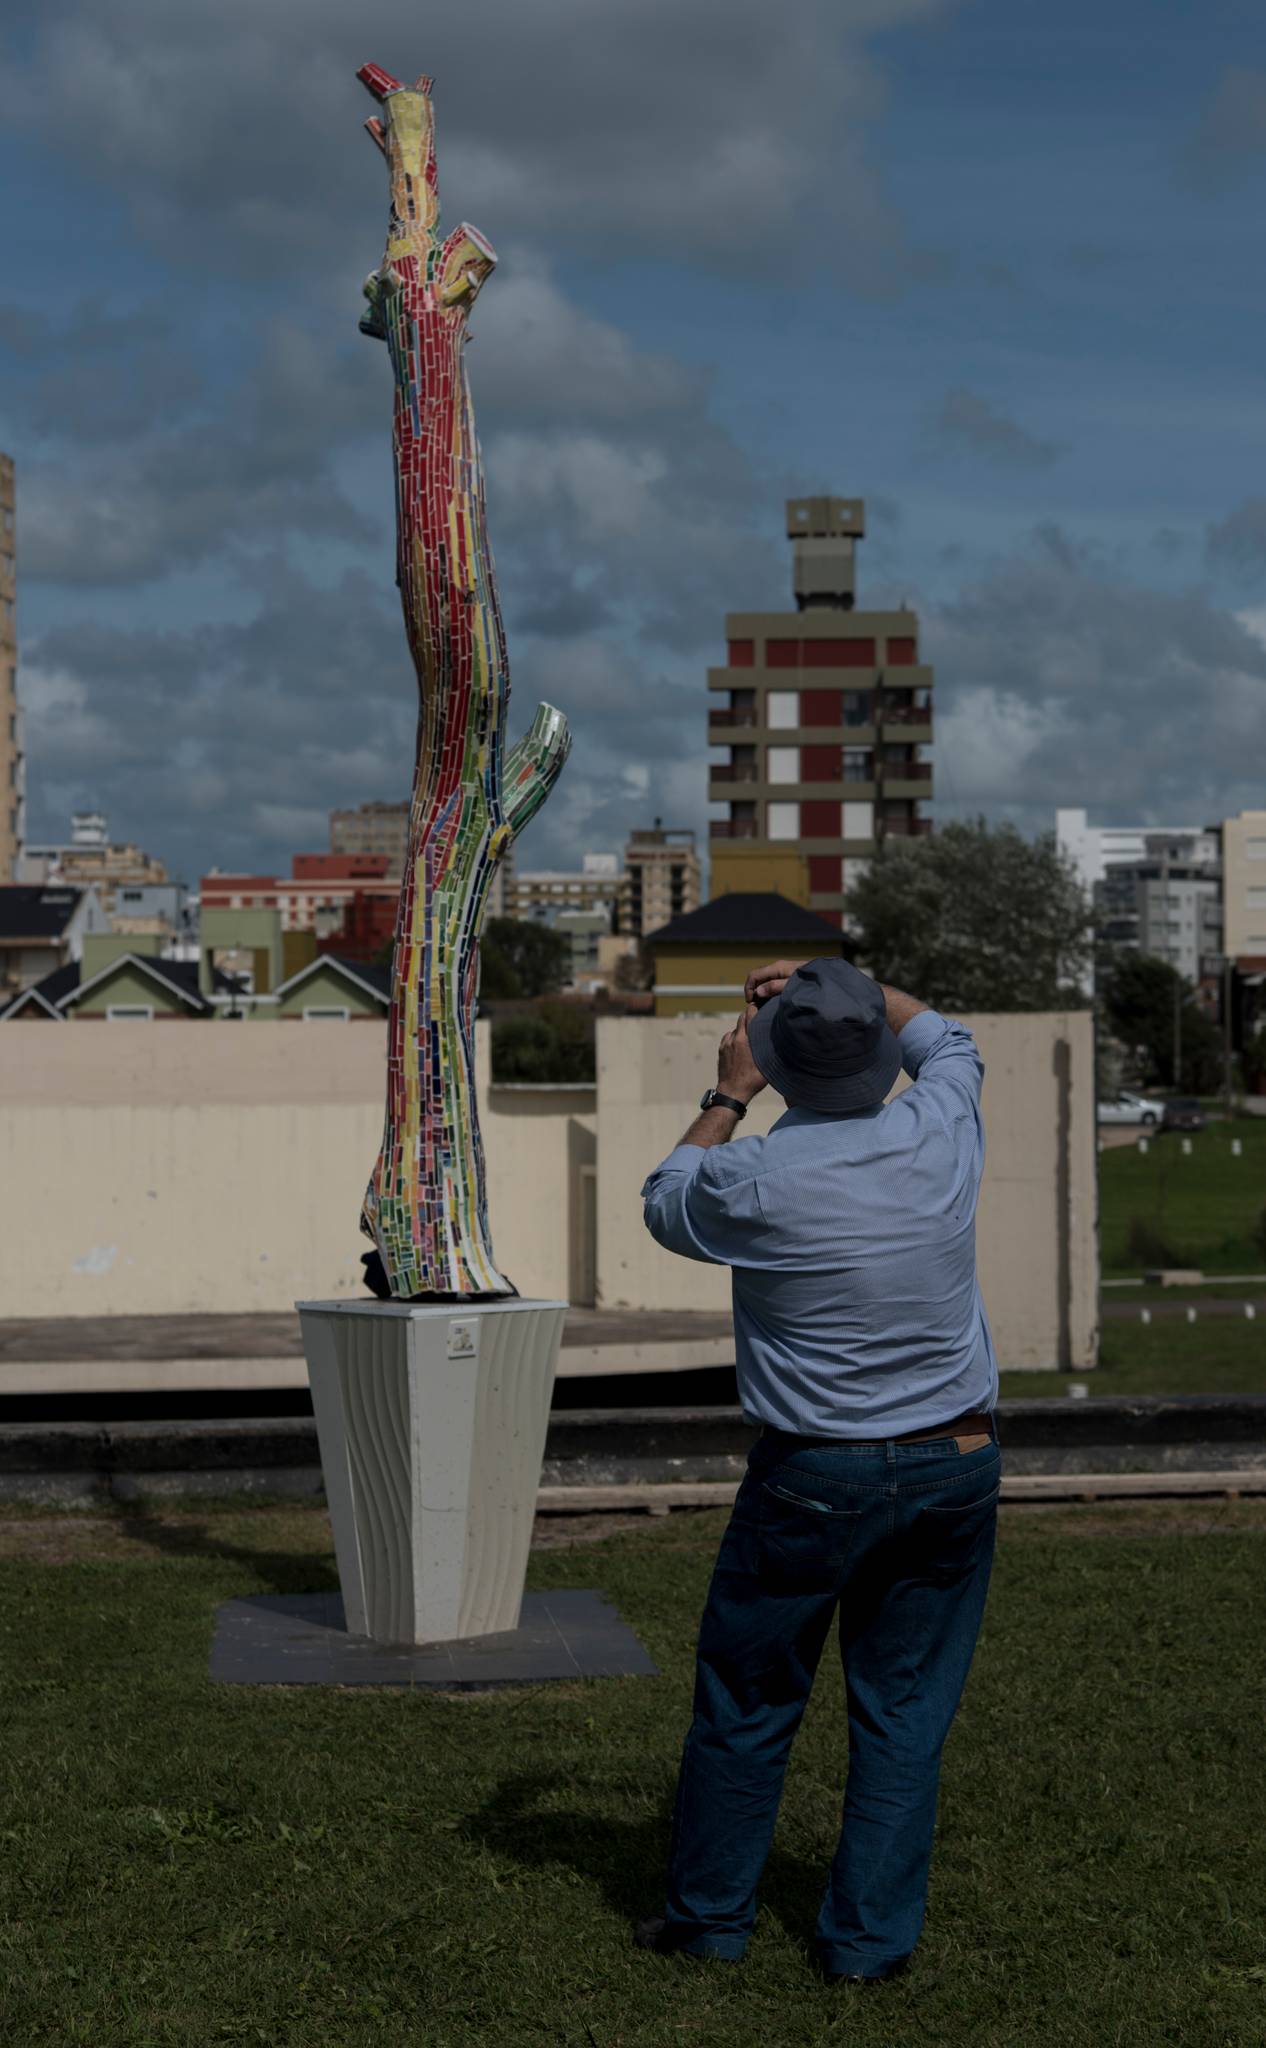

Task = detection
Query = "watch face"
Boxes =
[699,1089,714,1111]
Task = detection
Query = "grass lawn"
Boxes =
[1099,1117,1266,1277]
[999,1315,1266,1401]
[1,1501,1264,2046]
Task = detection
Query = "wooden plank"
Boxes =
[535,1470,1266,1514]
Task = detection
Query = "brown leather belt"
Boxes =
[762,1409,997,1454]
[888,1409,995,1451]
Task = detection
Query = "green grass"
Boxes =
[1000,1315,1266,1401]
[1099,1117,1266,1277]
[1,1501,1264,2045]
[1103,1280,1266,1302]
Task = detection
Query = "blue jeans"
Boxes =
[662,1425,1001,1974]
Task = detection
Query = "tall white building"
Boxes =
[1056,807,1222,990]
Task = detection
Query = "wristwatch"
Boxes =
[699,1088,747,1119]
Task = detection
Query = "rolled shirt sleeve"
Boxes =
[898,1009,984,1117]
[641,1142,766,1265]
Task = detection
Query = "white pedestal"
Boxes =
[296,1297,567,1646]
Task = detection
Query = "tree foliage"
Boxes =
[1100,952,1223,1093]
[847,819,1092,1012]
[479,917,571,1000]
[491,1003,595,1084]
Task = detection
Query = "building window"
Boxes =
[766,691,799,730]
[801,688,843,726]
[801,744,842,781]
[843,749,872,781]
[842,692,872,728]
[809,855,843,892]
[727,640,753,666]
[1246,838,1266,861]
[106,1005,154,1022]
[767,802,800,840]
[804,638,875,667]
[303,1006,351,1021]
[767,745,799,784]
[842,800,874,839]
[801,800,840,836]
[887,636,917,665]
[766,640,798,667]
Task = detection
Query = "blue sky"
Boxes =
[2,0,1265,884]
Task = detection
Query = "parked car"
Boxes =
[1097,1092,1165,1126]
[1161,1098,1208,1133]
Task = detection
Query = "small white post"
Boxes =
[1231,1138,1242,1157]
[1140,1307,1151,1325]
[1246,1304,1257,1321]
[1181,1137,1193,1156]
[1186,1305,1197,1324]
[1138,1137,1149,1155]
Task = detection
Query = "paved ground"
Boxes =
[0,1307,735,1364]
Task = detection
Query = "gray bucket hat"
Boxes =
[746,957,901,1112]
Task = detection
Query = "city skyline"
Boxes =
[2,0,1265,887]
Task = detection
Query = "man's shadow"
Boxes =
[459,1768,827,1952]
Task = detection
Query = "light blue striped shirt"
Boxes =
[641,1009,998,1437]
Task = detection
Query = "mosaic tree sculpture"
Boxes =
[356,62,571,1298]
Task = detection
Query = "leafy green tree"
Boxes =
[479,918,571,1000]
[848,819,1092,1011]
[1100,952,1223,1093]
[491,1003,595,1083]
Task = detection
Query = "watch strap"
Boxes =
[702,1089,747,1119]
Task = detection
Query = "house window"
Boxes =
[767,802,800,840]
[106,1005,154,1022]
[303,1006,351,1021]
[766,691,799,730]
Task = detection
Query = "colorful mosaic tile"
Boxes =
[356,63,571,1298]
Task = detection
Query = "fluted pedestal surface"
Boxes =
[297,1298,566,1645]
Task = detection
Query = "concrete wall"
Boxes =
[0,1011,1095,1367]
[0,1023,592,1317]
[595,1011,1098,1371]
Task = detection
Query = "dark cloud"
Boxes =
[1180,66,1266,194]
[931,388,1061,470]
[929,526,1266,834]
[1206,498,1266,581]
[0,0,949,294]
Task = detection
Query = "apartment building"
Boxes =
[1056,808,1223,991]
[1222,810,1266,969]
[329,800,410,877]
[0,454,22,882]
[501,853,621,928]
[620,824,700,939]
[708,496,933,929]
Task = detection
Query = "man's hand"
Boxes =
[744,958,808,1006]
[718,1005,768,1105]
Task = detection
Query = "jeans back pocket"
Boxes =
[757,1478,864,1595]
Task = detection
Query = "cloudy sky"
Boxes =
[3,0,1266,884]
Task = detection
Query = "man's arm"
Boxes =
[641,1007,767,1260]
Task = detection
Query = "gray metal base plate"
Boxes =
[210,1589,657,1688]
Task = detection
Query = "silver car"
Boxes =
[1097,1091,1164,1126]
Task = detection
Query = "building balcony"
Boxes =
[881,817,933,838]
[709,819,761,840]
[877,665,933,691]
[708,709,759,731]
[880,704,933,730]
[880,763,933,783]
[707,764,760,784]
